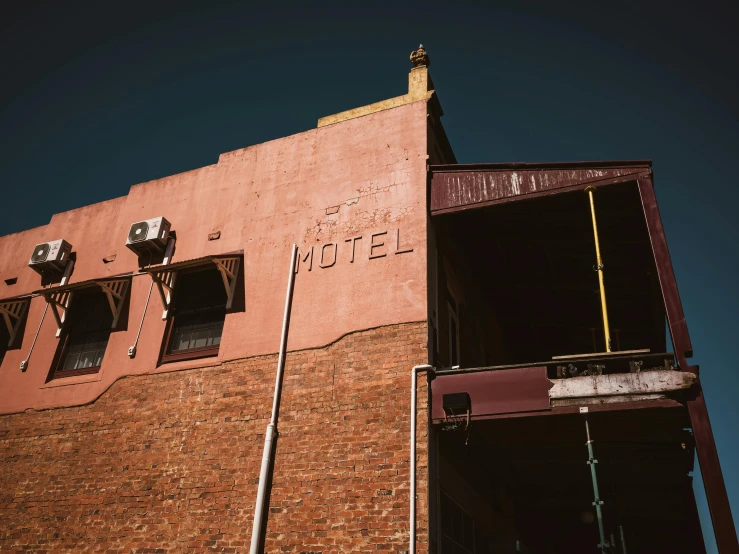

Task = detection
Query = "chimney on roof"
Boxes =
[408,44,434,100]
[316,44,437,127]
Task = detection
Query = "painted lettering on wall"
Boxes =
[297,229,413,273]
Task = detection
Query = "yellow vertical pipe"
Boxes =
[585,186,612,352]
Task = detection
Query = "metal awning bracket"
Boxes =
[97,278,130,329]
[213,257,240,309]
[151,270,177,320]
[42,290,74,337]
[0,298,30,347]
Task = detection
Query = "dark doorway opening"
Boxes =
[432,182,667,370]
[435,408,705,553]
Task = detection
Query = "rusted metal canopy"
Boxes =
[430,160,652,215]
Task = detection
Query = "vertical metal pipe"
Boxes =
[410,364,432,554]
[129,249,161,358]
[249,243,298,554]
[619,524,627,554]
[19,302,48,372]
[585,186,612,352]
[585,415,609,552]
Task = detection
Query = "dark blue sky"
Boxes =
[2,1,737,549]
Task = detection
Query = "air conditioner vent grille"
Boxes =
[128,222,149,243]
[31,243,50,263]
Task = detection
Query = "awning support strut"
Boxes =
[97,279,130,328]
[43,290,73,338]
[0,298,30,347]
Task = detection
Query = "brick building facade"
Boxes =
[0,47,736,553]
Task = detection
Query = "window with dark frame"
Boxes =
[162,266,227,362]
[448,288,460,367]
[55,287,113,378]
[440,490,477,554]
[0,320,9,366]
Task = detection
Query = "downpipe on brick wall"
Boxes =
[409,364,433,554]
[249,243,298,554]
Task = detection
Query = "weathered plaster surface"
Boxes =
[0,100,430,413]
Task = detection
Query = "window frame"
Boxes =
[0,296,30,365]
[447,287,461,367]
[439,489,476,554]
[50,286,115,379]
[159,265,230,364]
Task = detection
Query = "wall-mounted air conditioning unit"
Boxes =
[28,239,73,275]
[125,216,171,255]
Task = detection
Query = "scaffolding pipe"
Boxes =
[585,186,612,352]
[620,524,627,554]
[409,364,433,554]
[249,243,298,554]
[585,415,610,552]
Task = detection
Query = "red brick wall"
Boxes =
[0,321,429,554]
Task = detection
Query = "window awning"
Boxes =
[35,274,132,336]
[142,251,243,319]
[0,295,32,348]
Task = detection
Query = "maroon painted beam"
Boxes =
[684,477,708,554]
[688,389,739,553]
[431,366,552,420]
[637,177,694,371]
[637,176,737,551]
[430,162,651,215]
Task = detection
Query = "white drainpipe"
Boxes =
[410,364,433,554]
[249,243,298,554]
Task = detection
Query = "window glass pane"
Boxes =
[172,328,192,352]
[56,287,112,375]
[441,491,475,554]
[93,348,105,367]
[447,285,458,313]
[191,325,209,349]
[77,350,96,369]
[453,504,464,546]
[83,334,100,350]
[166,267,228,356]
[175,268,228,313]
[0,322,10,364]
[463,512,474,549]
[65,343,83,355]
[62,352,81,371]
[441,493,452,535]
[451,316,458,364]
[209,321,224,345]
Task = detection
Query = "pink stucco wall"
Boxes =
[0,101,430,413]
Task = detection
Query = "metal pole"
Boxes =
[619,525,627,554]
[19,302,48,372]
[585,415,610,552]
[129,241,172,358]
[585,186,612,352]
[410,364,432,554]
[249,243,298,554]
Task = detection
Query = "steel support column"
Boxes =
[688,389,738,553]
[638,176,737,552]
[636,177,693,370]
